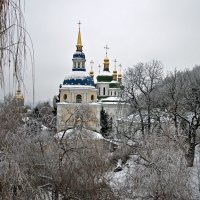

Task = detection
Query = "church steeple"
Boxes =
[15,82,24,106]
[72,21,86,71]
[118,64,122,83]
[76,21,83,52]
[103,45,110,71]
[89,60,94,78]
[113,59,117,81]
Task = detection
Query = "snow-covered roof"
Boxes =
[61,85,96,89]
[63,71,95,86]
[64,71,90,80]
[110,80,118,84]
[55,128,104,140]
[98,71,112,77]
[100,97,123,102]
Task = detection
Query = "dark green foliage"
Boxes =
[100,107,112,137]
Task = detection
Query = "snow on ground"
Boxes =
[55,128,104,140]
[106,155,139,199]
[106,145,200,200]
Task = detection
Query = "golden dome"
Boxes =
[118,64,122,82]
[113,59,118,81]
[104,57,109,62]
[89,70,94,78]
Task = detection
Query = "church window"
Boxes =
[76,94,82,103]
[63,94,67,100]
[111,91,112,96]
[99,88,100,95]
[91,95,94,101]
[78,62,80,68]
[103,87,105,95]
[114,91,116,96]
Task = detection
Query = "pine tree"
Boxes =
[100,107,110,137]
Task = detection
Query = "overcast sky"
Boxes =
[20,0,200,104]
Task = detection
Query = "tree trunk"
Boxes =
[52,189,59,200]
[185,142,195,167]
[147,98,151,135]
[138,109,145,137]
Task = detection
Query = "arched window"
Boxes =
[91,95,94,101]
[111,91,112,96]
[99,88,100,95]
[78,62,80,68]
[114,91,116,96]
[63,94,67,100]
[76,94,82,103]
[103,87,105,95]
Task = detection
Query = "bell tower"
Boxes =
[72,21,86,71]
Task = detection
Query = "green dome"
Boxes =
[97,71,113,82]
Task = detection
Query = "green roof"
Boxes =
[97,75,113,82]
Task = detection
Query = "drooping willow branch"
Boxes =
[0,0,35,106]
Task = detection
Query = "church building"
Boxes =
[56,23,129,132]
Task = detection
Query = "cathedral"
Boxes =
[56,23,130,132]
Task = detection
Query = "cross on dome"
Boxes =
[90,60,94,71]
[104,45,109,58]
[98,65,101,74]
[114,59,117,70]
[119,64,122,72]
[77,20,82,29]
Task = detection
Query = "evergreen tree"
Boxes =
[100,107,110,137]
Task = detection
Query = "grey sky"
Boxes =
[21,0,200,103]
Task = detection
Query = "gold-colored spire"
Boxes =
[118,64,122,83]
[76,20,83,52]
[113,59,117,81]
[89,60,94,78]
[103,45,110,71]
[15,82,24,100]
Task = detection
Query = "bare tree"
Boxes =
[0,0,35,105]
[123,59,163,136]
[158,66,200,167]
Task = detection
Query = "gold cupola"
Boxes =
[15,82,24,106]
[118,64,122,83]
[76,21,83,52]
[113,59,117,81]
[89,60,94,78]
[15,84,24,100]
[103,45,110,71]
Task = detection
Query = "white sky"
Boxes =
[9,0,200,104]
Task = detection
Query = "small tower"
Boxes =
[96,45,113,98]
[72,21,86,71]
[15,82,24,107]
[89,60,94,79]
[103,45,110,72]
[76,21,83,52]
[118,64,122,83]
[112,59,118,81]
